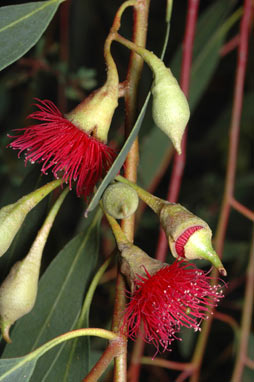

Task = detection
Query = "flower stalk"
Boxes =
[0,179,61,258]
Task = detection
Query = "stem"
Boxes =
[23,179,62,210]
[58,0,70,112]
[116,175,164,214]
[141,357,194,371]
[0,328,119,381]
[230,197,254,221]
[26,187,69,264]
[111,2,151,381]
[83,338,124,382]
[190,1,252,380]
[155,0,200,263]
[231,228,254,381]
[103,207,130,249]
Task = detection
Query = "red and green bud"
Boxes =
[115,176,227,276]
[160,203,227,276]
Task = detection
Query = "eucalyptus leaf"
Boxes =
[0,356,37,382]
[0,0,64,71]
[2,209,102,382]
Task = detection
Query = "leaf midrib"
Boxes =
[0,0,63,34]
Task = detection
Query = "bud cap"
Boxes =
[102,183,139,219]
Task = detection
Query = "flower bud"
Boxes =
[151,64,190,154]
[0,179,61,258]
[0,259,39,343]
[0,188,68,342]
[114,36,189,153]
[115,177,226,276]
[159,203,227,276]
[102,183,139,219]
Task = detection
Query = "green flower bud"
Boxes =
[0,179,61,258]
[151,65,190,154]
[0,188,68,342]
[102,183,139,219]
[0,259,39,343]
[115,35,190,153]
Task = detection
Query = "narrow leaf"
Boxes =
[0,356,37,382]
[0,0,64,71]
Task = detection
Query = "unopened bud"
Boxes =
[115,177,226,276]
[102,183,139,219]
[0,179,61,258]
[151,64,190,154]
[160,203,227,276]
[0,259,39,343]
[0,188,68,342]
[114,35,190,153]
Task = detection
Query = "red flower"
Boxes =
[8,99,116,198]
[124,260,224,352]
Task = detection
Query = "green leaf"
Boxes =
[0,356,37,382]
[138,123,173,190]
[0,328,116,382]
[2,209,102,381]
[0,0,64,72]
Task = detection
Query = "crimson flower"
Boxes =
[8,99,116,198]
[124,260,224,352]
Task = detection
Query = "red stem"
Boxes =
[58,0,71,112]
[190,0,252,380]
[155,0,200,262]
[230,197,254,222]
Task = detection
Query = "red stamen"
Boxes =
[175,226,203,257]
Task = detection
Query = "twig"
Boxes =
[230,197,254,221]
[141,357,194,372]
[111,1,151,382]
[231,228,254,381]
[190,0,252,380]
